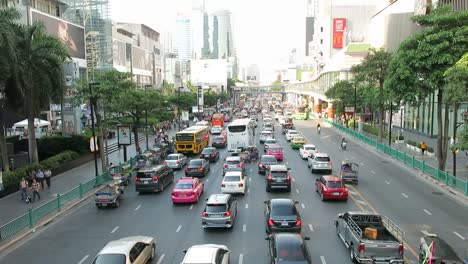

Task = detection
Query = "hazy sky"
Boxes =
[111,0,306,81]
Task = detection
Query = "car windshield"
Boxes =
[271,204,296,216]
[205,204,227,213]
[269,148,281,152]
[202,148,214,154]
[137,171,155,178]
[271,171,287,178]
[326,181,343,187]
[304,146,315,150]
[315,157,330,162]
[294,137,305,141]
[265,140,276,144]
[289,131,298,135]
[92,254,126,264]
[175,182,193,189]
[166,155,180,160]
[261,156,277,163]
[224,176,241,182]
[189,160,203,166]
[277,245,306,261]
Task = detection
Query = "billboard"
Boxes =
[31,9,85,59]
[132,46,152,75]
[191,59,228,87]
[332,18,346,49]
[305,17,314,56]
[112,39,127,69]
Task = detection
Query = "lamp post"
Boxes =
[144,85,151,150]
[352,81,357,131]
[388,101,393,146]
[398,106,404,143]
[452,110,468,177]
[89,82,99,177]
[178,87,182,131]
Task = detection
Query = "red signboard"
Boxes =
[333,18,346,49]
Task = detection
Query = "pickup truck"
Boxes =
[335,211,405,264]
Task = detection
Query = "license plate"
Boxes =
[143,181,149,184]
[179,194,186,197]
[275,179,283,182]
[281,222,288,226]
[333,192,340,196]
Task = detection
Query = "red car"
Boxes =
[315,175,348,201]
[171,177,204,204]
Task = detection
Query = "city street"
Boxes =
[1,117,467,263]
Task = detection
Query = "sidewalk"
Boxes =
[360,127,468,180]
[0,128,175,226]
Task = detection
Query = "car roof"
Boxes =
[303,144,316,148]
[274,233,304,248]
[268,144,282,149]
[183,244,229,264]
[203,147,216,150]
[314,153,329,157]
[178,177,196,183]
[139,165,165,172]
[261,131,273,134]
[224,171,243,177]
[323,175,342,182]
[269,164,288,171]
[167,153,181,157]
[261,155,276,159]
[287,130,298,133]
[98,236,153,255]
[265,138,276,142]
[226,156,241,161]
[293,135,305,139]
[189,159,204,163]
[270,198,294,206]
[207,194,230,204]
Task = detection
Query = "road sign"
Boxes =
[117,125,131,145]
[345,106,355,113]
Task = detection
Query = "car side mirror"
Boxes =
[182,249,187,254]
[265,236,272,240]
[294,201,299,204]
[264,200,268,204]
[287,168,291,171]
[303,237,310,241]
[315,179,319,182]
[205,198,209,201]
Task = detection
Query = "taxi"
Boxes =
[171,177,204,204]
[266,144,284,161]
[291,135,306,149]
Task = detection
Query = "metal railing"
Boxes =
[326,120,468,196]
[0,156,138,242]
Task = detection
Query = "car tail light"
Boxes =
[224,211,232,217]
[198,167,203,172]
[212,142,215,146]
[268,219,274,226]
[134,176,140,182]
[222,140,225,144]
[221,183,225,187]
[267,173,272,182]
[162,160,166,164]
[398,243,404,255]
[238,183,243,187]
[223,164,228,168]
[237,163,242,167]
[287,173,291,183]
[152,176,159,181]
[200,154,203,158]
[358,243,365,252]
[259,163,264,168]
[176,160,180,164]
[210,153,215,157]
[295,219,302,226]
[185,168,189,172]
[202,212,208,217]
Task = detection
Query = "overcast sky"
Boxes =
[111,0,306,81]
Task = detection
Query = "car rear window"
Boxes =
[205,204,227,213]
[304,146,316,150]
[137,171,156,178]
[271,204,296,216]
[224,176,241,182]
[202,148,215,154]
[166,155,179,160]
[271,171,287,178]
[261,156,277,162]
[289,131,298,135]
[214,136,224,140]
[269,148,281,152]
[189,160,203,166]
[261,132,272,136]
[326,181,343,187]
[315,157,330,162]
[278,248,306,261]
[226,159,240,164]
[175,182,193,189]
[92,254,126,264]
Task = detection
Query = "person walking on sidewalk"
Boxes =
[35,169,45,189]
[30,179,41,203]
[420,141,427,155]
[44,169,52,188]
[19,177,28,201]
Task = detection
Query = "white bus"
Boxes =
[226,119,255,151]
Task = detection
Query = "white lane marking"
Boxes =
[301,203,305,209]
[239,254,244,264]
[296,189,300,194]
[348,190,357,195]
[360,162,364,166]
[309,224,314,232]
[110,226,119,234]
[78,254,89,264]
[385,181,391,185]
[242,224,246,232]
[351,156,356,159]
[286,162,289,165]
[371,170,376,174]
[453,231,466,240]
[292,178,296,182]
[322,135,331,139]
[401,193,409,198]
[156,254,165,264]
[176,225,182,232]
[245,203,249,209]
[356,200,366,205]
[421,230,431,236]
[206,179,210,182]
[423,209,432,216]
[249,178,252,182]
[134,205,141,211]
[320,256,327,264]
[189,204,194,210]
[247,189,250,193]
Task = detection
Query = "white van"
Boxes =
[195,121,211,129]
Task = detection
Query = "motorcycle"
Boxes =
[317,127,321,135]
[341,141,347,151]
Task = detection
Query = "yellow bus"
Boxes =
[175,126,210,154]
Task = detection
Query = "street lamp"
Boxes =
[452,110,468,177]
[89,82,99,178]
[178,87,182,131]
[144,85,151,151]
[351,81,357,131]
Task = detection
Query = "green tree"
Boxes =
[5,22,68,164]
[351,48,392,142]
[325,80,354,126]
[385,5,468,170]
[203,90,217,107]
[227,78,243,96]
[167,91,197,111]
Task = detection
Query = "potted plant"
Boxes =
[395,135,405,144]
[426,146,435,157]
[406,139,412,149]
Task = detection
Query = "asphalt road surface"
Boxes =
[1,116,467,264]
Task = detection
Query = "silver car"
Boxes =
[260,131,274,144]
[164,153,187,169]
[92,236,155,264]
[182,244,230,264]
[307,153,332,174]
[202,194,237,229]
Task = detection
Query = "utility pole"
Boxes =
[178,86,182,131]
[353,82,357,131]
[144,85,151,150]
[89,83,99,177]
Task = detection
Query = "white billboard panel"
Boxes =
[191,59,228,87]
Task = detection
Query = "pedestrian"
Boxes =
[35,168,45,189]
[44,169,52,188]
[19,177,28,201]
[420,141,427,155]
[30,179,40,203]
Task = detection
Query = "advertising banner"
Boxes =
[112,39,127,69]
[117,125,131,145]
[89,136,99,152]
[197,86,204,109]
[332,18,346,49]
[132,46,152,75]
[31,9,85,59]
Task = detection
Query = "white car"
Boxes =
[264,138,277,152]
[260,131,274,143]
[263,117,273,123]
[286,130,299,141]
[92,236,155,264]
[211,125,223,134]
[278,116,288,125]
[275,112,283,120]
[221,171,246,194]
[164,153,187,169]
[182,244,230,264]
[307,153,332,174]
[299,144,317,159]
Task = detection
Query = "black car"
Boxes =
[134,164,175,194]
[200,147,220,162]
[264,198,302,234]
[185,159,210,177]
[211,136,227,148]
[265,165,291,192]
[258,155,278,174]
[265,233,311,264]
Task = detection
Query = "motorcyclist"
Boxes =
[317,123,321,134]
[341,137,347,150]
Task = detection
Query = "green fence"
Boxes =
[326,120,468,196]
[0,156,137,242]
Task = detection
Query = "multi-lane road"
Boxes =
[1,116,467,264]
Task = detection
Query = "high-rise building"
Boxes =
[305,0,319,56]
[175,15,192,80]
[211,10,234,60]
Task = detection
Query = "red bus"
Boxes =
[211,113,225,127]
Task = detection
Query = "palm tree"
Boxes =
[5,22,69,163]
